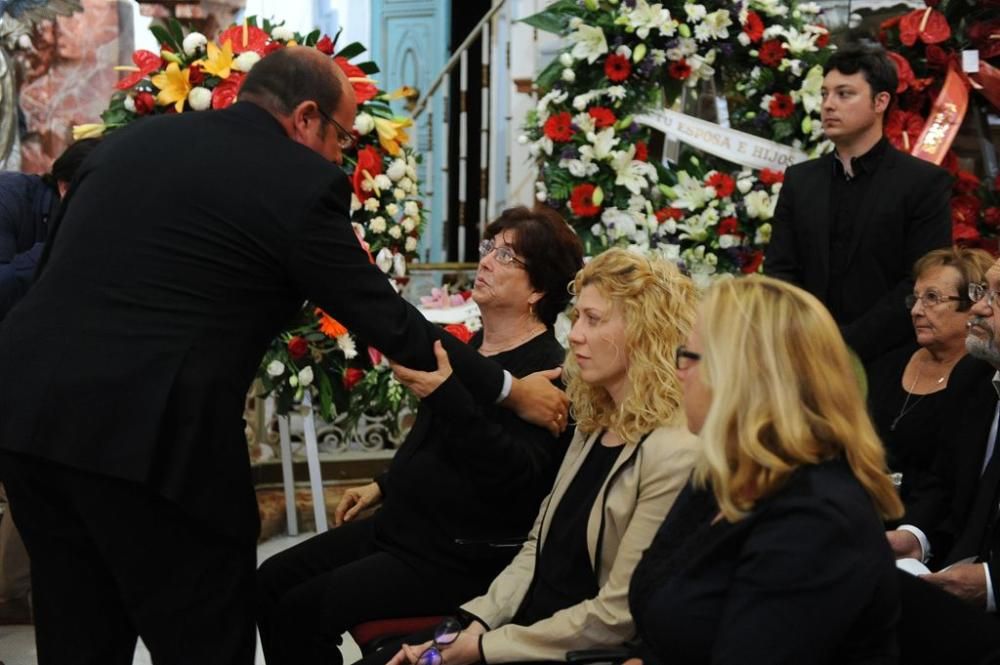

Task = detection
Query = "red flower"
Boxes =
[759,40,787,67]
[983,207,1000,229]
[115,50,161,90]
[134,91,156,115]
[588,106,616,128]
[634,140,648,162]
[814,26,830,48]
[951,195,982,226]
[879,16,902,44]
[543,112,574,142]
[743,11,764,43]
[759,168,784,185]
[352,145,383,202]
[942,151,960,176]
[604,54,632,82]
[211,72,245,110]
[570,184,601,217]
[335,57,378,105]
[342,367,365,391]
[719,217,740,235]
[444,324,474,343]
[953,223,981,246]
[954,171,981,195]
[925,44,951,70]
[706,172,735,198]
[742,250,765,274]
[188,64,205,86]
[885,109,925,152]
[655,207,685,224]
[316,34,335,55]
[768,93,795,119]
[287,336,309,360]
[886,51,916,94]
[668,60,692,80]
[968,20,1000,60]
[217,24,272,55]
[899,8,951,47]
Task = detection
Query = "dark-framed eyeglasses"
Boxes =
[316,106,358,151]
[675,346,701,371]
[969,282,1000,308]
[416,617,463,665]
[904,292,962,310]
[478,238,526,267]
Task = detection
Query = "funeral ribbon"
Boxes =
[910,67,969,165]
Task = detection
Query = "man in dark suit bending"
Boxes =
[0,47,567,665]
[764,43,951,365]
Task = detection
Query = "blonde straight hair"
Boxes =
[692,275,903,522]
[564,249,697,444]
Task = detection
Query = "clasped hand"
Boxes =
[387,624,484,665]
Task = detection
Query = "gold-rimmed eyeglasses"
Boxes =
[316,107,358,151]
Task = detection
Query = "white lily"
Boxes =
[568,23,608,64]
[580,127,620,162]
[611,145,657,195]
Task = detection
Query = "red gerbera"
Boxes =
[743,11,764,43]
[655,207,685,224]
[668,60,692,80]
[217,24,272,55]
[758,40,787,67]
[718,217,740,235]
[115,50,161,90]
[335,57,378,105]
[588,106,616,128]
[604,54,632,82]
[543,112,574,142]
[211,72,245,109]
[759,168,784,186]
[705,172,735,198]
[570,184,602,217]
[768,93,795,119]
[635,141,648,162]
[814,26,830,48]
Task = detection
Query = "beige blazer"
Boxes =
[461,423,698,663]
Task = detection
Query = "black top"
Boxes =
[513,437,621,625]
[373,329,570,586]
[629,459,899,665]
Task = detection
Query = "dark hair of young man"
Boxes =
[823,42,899,110]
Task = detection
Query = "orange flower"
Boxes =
[315,309,348,337]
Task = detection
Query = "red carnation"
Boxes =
[983,207,1000,229]
[588,106,616,128]
[635,140,648,162]
[604,53,632,82]
[768,93,795,119]
[899,8,951,47]
[954,171,981,195]
[742,250,765,274]
[759,168,784,186]
[342,367,365,391]
[951,195,982,226]
[444,324,474,344]
[316,34,335,55]
[352,145,383,202]
[570,183,601,218]
[758,40,787,67]
[719,217,740,235]
[743,11,765,43]
[134,91,156,115]
[543,112,574,142]
[668,60,692,80]
[287,336,309,360]
[953,223,981,246]
[706,172,735,198]
[655,207,685,224]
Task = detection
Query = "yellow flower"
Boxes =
[198,39,235,80]
[372,116,413,156]
[151,62,192,113]
[384,85,417,101]
[72,123,107,140]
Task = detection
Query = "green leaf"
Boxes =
[149,25,172,49]
[317,370,333,421]
[167,18,185,48]
[535,57,564,91]
[247,15,258,28]
[519,0,580,34]
[357,61,380,75]
[336,41,367,60]
[304,29,321,47]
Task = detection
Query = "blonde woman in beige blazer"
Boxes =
[381,249,699,665]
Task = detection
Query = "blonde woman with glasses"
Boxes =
[628,275,904,665]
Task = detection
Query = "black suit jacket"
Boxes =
[0,102,508,544]
[764,144,951,363]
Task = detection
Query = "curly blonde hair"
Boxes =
[692,275,904,522]
[564,249,697,445]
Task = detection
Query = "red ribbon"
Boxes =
[910,67,969,165]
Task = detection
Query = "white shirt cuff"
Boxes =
[985,563,996,613]
[496,370,513,404]
[898,525,931,563]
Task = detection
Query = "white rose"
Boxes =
[386,159,407,181]
[266,360,285,377]
[736,178,754,195]
[405,236,418,252]
[393,188,406,200]
[297,366,314,387]
[404,201,420,218]
[363,197,380,212]
[398,177,415,192]
[401,217,416,233]
[374,174,393,191]
[271,25,295,41]
[369,216,387,233]
[388,225,402,239]
[233,51,261,72]
[182,32,208,56]
[562,68,576,82]
[354,112,375,135]
[188,87,212,111]
[385,203,400,217]
[124,95,136,113]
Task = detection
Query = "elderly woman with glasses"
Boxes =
[368,249,700,665]
[255,206,583,665]
[864,248,996,559]
[628,275,904,665]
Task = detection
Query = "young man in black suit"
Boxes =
[764,43,952,366]
[0,47,567,665]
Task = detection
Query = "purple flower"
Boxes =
[560,146,578,160]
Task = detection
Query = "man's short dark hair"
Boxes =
[824,42,898,108]
[50,138,100,185]
[239,48,342,117]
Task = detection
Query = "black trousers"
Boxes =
[255,516,489,665]
[0,451,256,665]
